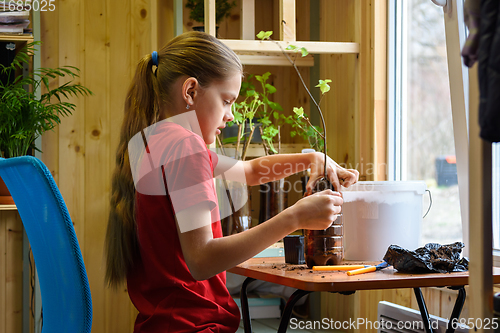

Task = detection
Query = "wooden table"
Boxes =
[228,257,500,333]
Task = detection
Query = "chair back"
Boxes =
[0,156,92,333]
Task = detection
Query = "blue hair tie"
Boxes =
[151,51,159,66]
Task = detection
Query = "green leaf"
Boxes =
[286,45,308,57]
[245,89,257,97]
[255,72,271,84]
[257,31,273,40]
[247,110,255,121]
[265,83,276,94]
[260,117,272,126]
[293,107,304,117]
[315,79,332,94]
[290,131,296,137]
[273,111,279,119]
[221,136,238,144]
[268,101,283,111]
[233,110,243,123]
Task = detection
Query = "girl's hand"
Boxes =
[290,189,343,230]
[305,152,359,195]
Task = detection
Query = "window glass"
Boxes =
[404,0,462,244]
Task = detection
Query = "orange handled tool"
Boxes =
[313,265,367,271]
[347,261,389,276]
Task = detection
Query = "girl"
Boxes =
[105,31,359,333]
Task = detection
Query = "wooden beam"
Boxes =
[173,0,183,37]
[220,39,359,54]
[220,143,310,158]
[374,0,387,180]
[240,0,255,40]
[468,63,494,332]
[236,53,314,66]
[280,0,296,42]
[204,0,216,36]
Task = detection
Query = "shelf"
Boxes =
[236,53,314,66]
[0,204,17,210]
[0,33,33,42]
[218,143,311,158]
[221,39,360,55]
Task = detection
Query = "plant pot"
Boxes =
[259,179,288,224]
[284,235,305,265]
[221,122,262,144]
[304,216,343,268]
[0,176,14,205]
[303,177,343,268]
[220,182,252,236]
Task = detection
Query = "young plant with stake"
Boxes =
[256,30,331,180]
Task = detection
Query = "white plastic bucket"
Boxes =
[342,181,427,261]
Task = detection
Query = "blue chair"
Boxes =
[0,156,92,333]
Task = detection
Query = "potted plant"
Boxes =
[0,42,92,203]
[257,31,343,268]
[215,76,264,235]
[223,76,263,161]
[185,0,236,32]
[250,72,290,156]
[225,71,293,224]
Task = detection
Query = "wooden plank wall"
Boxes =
[322,286,472,333]
[0,210,23,333]
[319,0,358,175]
[40,0,160,331]
[319,0,378,180]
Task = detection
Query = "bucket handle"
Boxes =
[423,189,432,218]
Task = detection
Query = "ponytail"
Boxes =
[105,54,160,288]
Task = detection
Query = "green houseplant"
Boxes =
[0,42,92,159]
[185,0,236,25]
[250,72,289,155]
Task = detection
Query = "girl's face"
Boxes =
[193,73,241,145]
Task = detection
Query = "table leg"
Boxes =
[445,286,466,333]
[277,289,312,333]
[413,286,467,333]
[414,287,434,333]
[240,277,256,333]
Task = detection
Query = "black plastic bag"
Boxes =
[383,242,469,274]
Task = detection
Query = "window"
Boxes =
[388,0,463,245]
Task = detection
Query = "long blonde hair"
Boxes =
[105,32,242,288]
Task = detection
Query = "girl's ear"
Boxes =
[182,77,199,107]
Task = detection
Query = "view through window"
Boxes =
[402,0,463,245]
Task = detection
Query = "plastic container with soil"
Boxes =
[304,178,344,268]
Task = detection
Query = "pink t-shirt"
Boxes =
[127,122,240,333]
